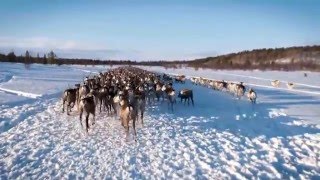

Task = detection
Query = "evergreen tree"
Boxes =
[7,51,16,62]
[43,54,47,64]
[47,50,57,64]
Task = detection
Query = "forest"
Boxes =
[1,45,320,71]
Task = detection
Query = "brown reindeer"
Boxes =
[134,86,146,124]
[62,88,77,115]
[79,95,96,132]
[235,82,246,98]
[247,88,257,104]
[162,83,176,111]
[78,84,89,110]
[119,95,137,141]
[178,89,194,106]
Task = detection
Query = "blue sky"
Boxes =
[0,0,319,60]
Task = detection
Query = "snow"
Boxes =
[0,62,320,179]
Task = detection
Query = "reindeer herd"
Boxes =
[61,67,194,141]
[190,77,257,103]
[61,67,306,142]
[61,67,264,140]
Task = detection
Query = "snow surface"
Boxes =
[0,62,319,179]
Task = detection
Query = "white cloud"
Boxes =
[0,36,106,51]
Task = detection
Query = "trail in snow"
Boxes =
[0,87,42,99]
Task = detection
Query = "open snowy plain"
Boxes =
[0,62,319,179]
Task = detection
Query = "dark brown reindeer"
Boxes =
[247,88,257,104]
[175,75,186,84]
[178,89,194,106]
[79,95,96,132]
[62,88,77,115]
[235,82,246,98]
[134,86,146,124]
[162,83,176,111]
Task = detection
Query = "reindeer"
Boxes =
[78,84,90,110]
[235,82,246,98]
[271,80,280,87]
[161,83,176,111]
[92,86,108,113]
[175,75,186,84]
[145,84,156,103]
[226,82,237,95]
[287,82,294,89]
[119,94,137,141]
[79,95,96,132]
[178,89,194,106]
[214,80,227,91]
[155,82,164,101]
[134,86,146,124]
[247,88,257,104]
[62,88,77,115]
[105,85,118,114]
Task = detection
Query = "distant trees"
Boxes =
[47,50,56,64]
[0,45,320,71]
[43,54,47,64]
[24,50,31,69]
[7,51,16,62]
[188,45,320,71]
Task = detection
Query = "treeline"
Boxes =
[0,50,186,66]
[187,45,320,71]
[1,45,320,71]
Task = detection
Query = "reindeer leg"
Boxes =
[141,111,144,125]
[106,103,109,114]
[108,104,111,115]
[77,97,80,111]
[76,98,79,112]
[133,116,137,142]
[67,103,70,115]
[62,100,65,113]
[85,114,89,132]
[113,103,117,115]
[69,103,73,113]
[92,112,96,125]
[125,124,129,141]
[79,109,83,128]
[92,108,96,125]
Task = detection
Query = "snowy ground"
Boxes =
[0,62,319,179]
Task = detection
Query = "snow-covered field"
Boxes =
[0,62,319,179]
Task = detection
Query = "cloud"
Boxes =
[0,36,106,51]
